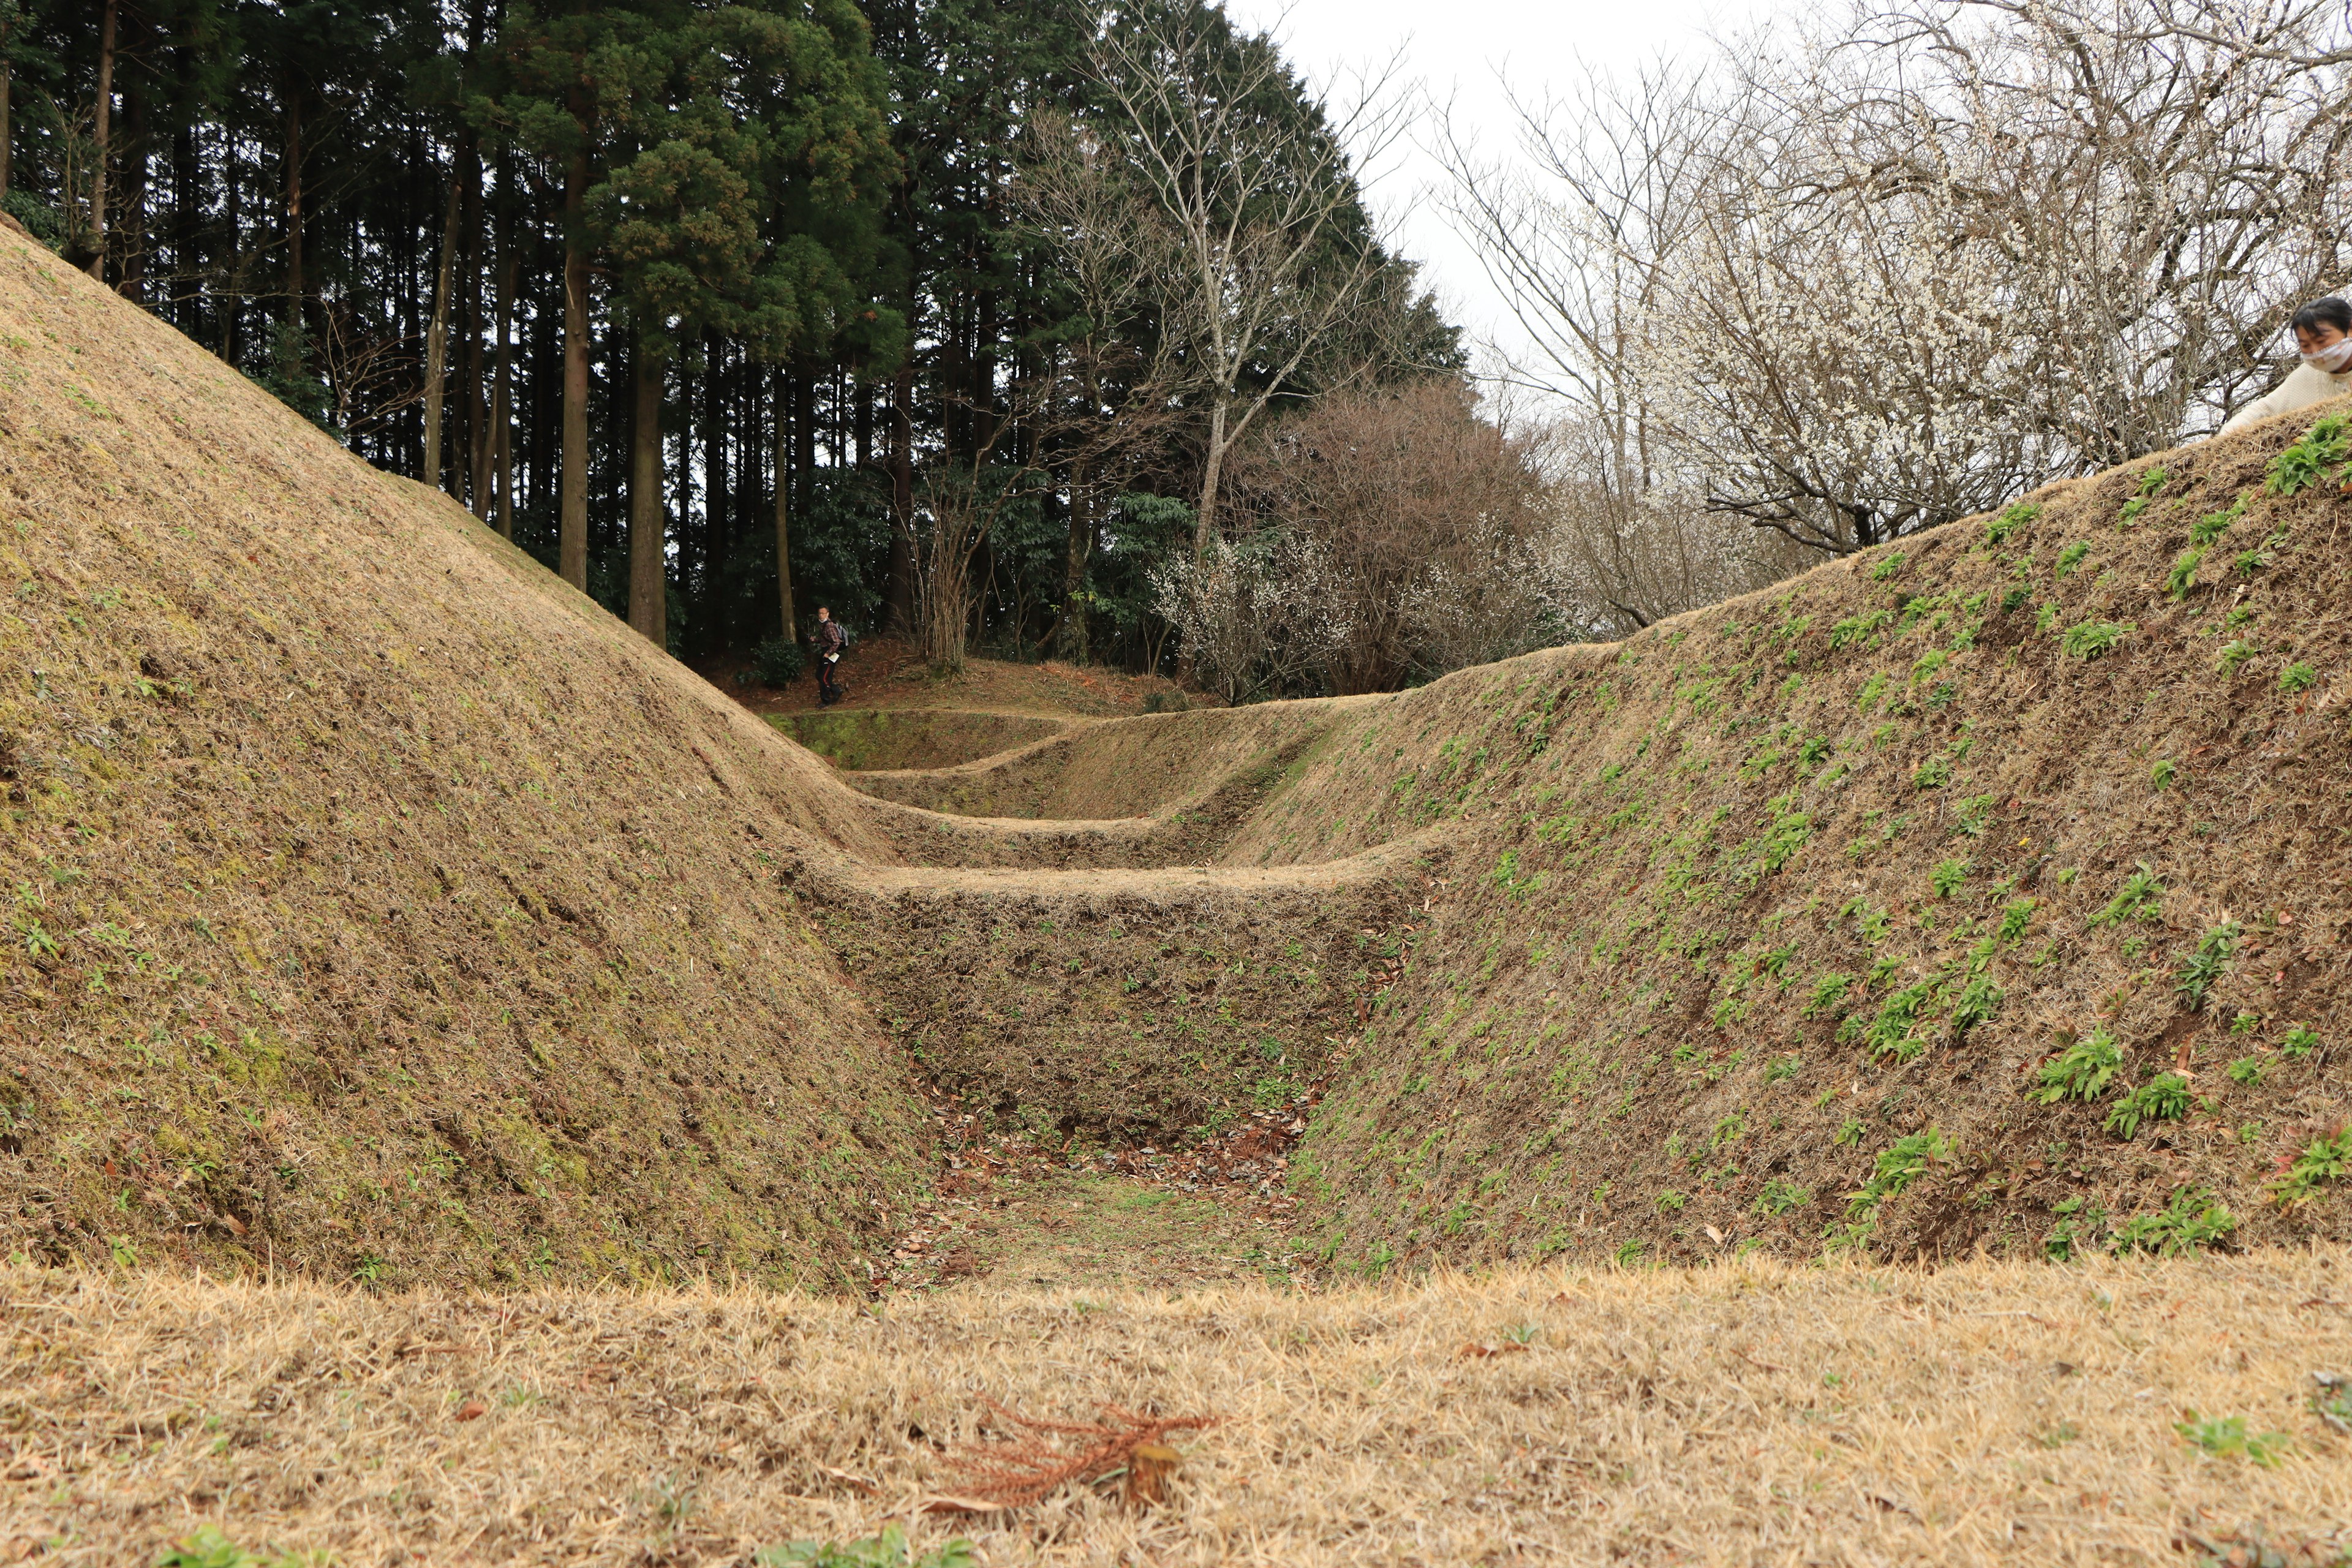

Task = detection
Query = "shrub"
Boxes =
[2104,1072,2192,1139]
[2267,1126,2352,1209]
[2042,1194,2107,1261]
[1948,974,2003,1034]
[1217,379,1557,695]
[2029,1028,2121,1104]
[2264,411,2349,497]
[1985,500,2039,545]
[1847,1128,1953,1215]
[2188,493,2247,546]
[739,637,808,688]
[2089,864,2163,927]
[0,190,66,252]
[2165,546,2205,600]
[2059,619,2133,658]
[2113,1186,2236,1257]
[2174,1411,2287,1464]
[2174,921,2241,1011]
[1153,531,1354,706]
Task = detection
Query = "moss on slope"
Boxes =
[0,227,925,1291]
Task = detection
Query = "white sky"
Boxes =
[1221,0,1773,384]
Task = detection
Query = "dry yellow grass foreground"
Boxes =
[6,1255,2351,1566]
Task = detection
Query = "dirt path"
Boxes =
[881,1107,1317,1297]
[703,634,1189,719]
[728,654,1406,1299]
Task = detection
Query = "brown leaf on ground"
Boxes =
[1125,1442,1182,1507]
[921,1494,1012,1516]
[1456,1341,1529,1360]
[944,1400,1218,1510]
[454,1399,487,1422]
[817,1464,878,1496]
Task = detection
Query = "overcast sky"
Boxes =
[1219,0,1770,383]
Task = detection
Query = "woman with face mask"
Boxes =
[2222,296,2352,432]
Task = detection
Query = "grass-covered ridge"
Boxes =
[1250,404,2352,1271]
[0,228,928,1290]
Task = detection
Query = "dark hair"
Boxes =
[2290,296,2351,336]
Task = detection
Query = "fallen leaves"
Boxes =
[920,1494,1010,1517]
[932,1400,1218,1512]
[816,1463,879,1497]
[1455,1341,1530,1360]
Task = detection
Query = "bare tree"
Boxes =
[1532,417,1809,639]
[1012,111,1193,661]
[1227,378,1555,692]
[1085,3,1414,555]
[1150,529,1354,706]
[1443,0,2352,559]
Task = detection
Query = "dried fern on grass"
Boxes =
[937,1400,1218,1510]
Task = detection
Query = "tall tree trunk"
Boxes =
[170,111,196,334]
[1195,399,1229,556]
[703,329,724,611]
[557,133,589,589]
[791,358,815,500]
[886,364,914,633]
[462,140,488,516]
[628,347,666,646]
[87,0,117,278]
[116,17,144,299]
[459,0,488,515]
[283,89,304,320]
[772,368,796,644]
[492,229,516,539]
[221,132,241,362]
[422,172,460,488]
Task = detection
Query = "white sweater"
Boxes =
[2222,362,2352,432]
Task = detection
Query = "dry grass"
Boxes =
[0,221,934,1291]
[7,1253,2351,1565]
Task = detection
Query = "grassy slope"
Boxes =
[10,1254,2350,1564]
[0,228,930,1290]
[1240,407,2352,1271]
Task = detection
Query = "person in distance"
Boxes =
[813,605,849,707]
[2222,295,2351,432]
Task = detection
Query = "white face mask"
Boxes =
[2303,336,2352,375]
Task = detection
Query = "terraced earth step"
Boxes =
[769,706,1074,771]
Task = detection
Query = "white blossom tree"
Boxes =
[1444,0,2352,557]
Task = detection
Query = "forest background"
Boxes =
[0,0,2345,702]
